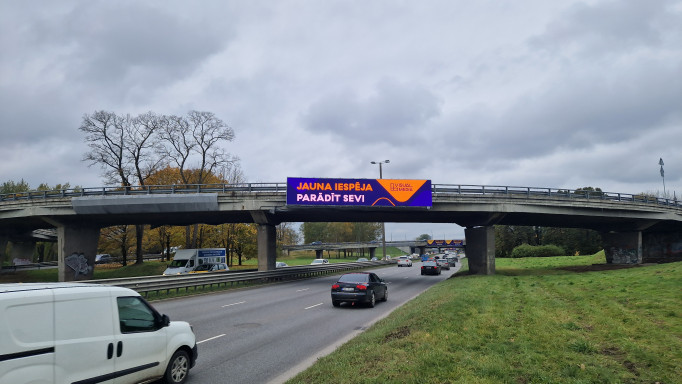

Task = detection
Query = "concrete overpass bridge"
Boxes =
[282,240,465,259]
[1,183,680,281]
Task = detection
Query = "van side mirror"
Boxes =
[160,314,170,327]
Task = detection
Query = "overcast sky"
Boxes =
[1,0,681,241]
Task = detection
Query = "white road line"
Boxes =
[304,303,324,310]
[222,301,246,307]
[197,334,226,344]
[296,288,309,292]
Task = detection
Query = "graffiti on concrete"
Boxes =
[65,252,92,277]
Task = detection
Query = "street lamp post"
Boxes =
[659,158,666,197]
[371,160,390,259]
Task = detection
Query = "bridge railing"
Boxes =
[1,183,680,208]
[432,184,681,207]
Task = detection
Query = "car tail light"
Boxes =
[332,284,340,290]
[356,284,368,290]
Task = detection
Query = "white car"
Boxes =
[310,259,329,265]
[397,256,413,267]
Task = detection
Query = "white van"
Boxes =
[163,248,227,275]
[0,283,198,384]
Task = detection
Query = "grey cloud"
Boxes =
[445,59,681,164]
[529,0,679,56]
[26,2,229,97]
[301,79,441,146]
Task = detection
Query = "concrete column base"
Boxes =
[58,225,101,281]
[0,236,10,265]
[9,241,36,263]
[465,226,496,275]
[642,231,682,263]
[257,224,277,271]
[602,231,642,264]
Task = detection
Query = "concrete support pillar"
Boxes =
[465,226,496,275]
[58,225,100,282]
[9,241,36,263]
[0,235,9,265]
[602,231,642,264]
[418,246,426,255]
[369,248,376,259]
[315,249,323,258]
[642,231,682,263]
[257,224,277,271]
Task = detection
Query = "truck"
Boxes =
[0,283,197,384]
[163,248,227,275]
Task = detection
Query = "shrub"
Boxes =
[511,243,566,258]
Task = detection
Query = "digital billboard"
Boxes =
[287,177,432,207]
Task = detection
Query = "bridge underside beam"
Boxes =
[465,226,496,275]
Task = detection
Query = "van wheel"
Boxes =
[164,350,190,384]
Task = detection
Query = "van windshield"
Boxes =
[167,259,188,268]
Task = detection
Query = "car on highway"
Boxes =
[331,272,388,308]
[276,262,289,268]
[435,258,450,270]
[95,253,114,264]
[310,259,329,265]
[357,257,369,262]
[397,256,412,267]
[446,256,458,266]
[421,260,441,275]
[189,262,229,273]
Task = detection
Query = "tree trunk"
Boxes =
[135,224,144,264]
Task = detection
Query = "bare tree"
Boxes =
[80,111,132,187]
[159,111,237,247]
[80,111,165,264]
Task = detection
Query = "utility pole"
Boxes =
[658,157,667,198]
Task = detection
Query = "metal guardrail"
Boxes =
[1,183,680,207]
[82,260,395,297]
[0,261,58,273]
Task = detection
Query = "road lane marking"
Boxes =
[197,334,225,344]
[296,288,309,292]
[304,303,324,310]
[222,301,246,307]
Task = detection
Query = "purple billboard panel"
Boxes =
[287,178,432,207]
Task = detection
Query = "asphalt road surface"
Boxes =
[152,261,461,384]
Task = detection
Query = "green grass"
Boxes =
[288,252,682,384]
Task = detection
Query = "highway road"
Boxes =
[152,261,461,384]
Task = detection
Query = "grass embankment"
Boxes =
[289,252,682,384]
[0,247,408,283]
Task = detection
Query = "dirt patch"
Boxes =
[384,326,411,342]
[623,360,639,376]
[601,346,625,357]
